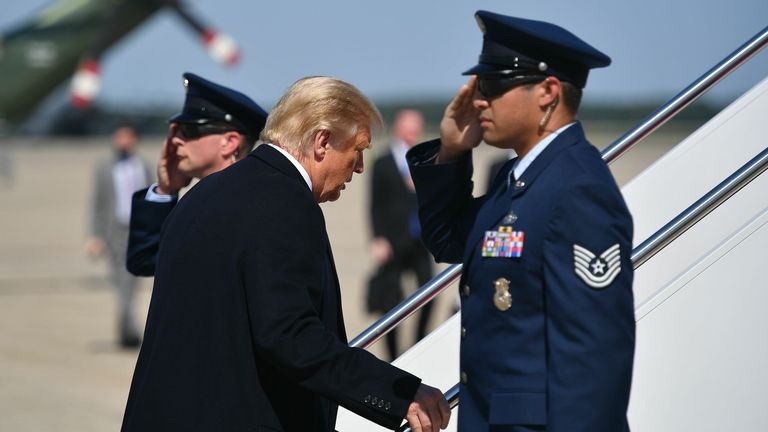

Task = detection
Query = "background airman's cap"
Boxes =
[169,72,268,137]
[463,11,611,88]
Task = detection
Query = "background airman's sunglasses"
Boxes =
[477,75,547,99]
[176,123,240,140]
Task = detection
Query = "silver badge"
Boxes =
[493,277,512,311]
[573,244,621,289]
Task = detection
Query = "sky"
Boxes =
[2,0,767,111]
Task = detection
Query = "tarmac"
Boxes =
[0,125,682,431]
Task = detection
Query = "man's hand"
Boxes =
[155,124,192,195]
[405,384,451,432]
[438,76,483,163]
[370,237,393,265]
[85,237,105,259]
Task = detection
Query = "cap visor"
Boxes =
[462,63,509,76]
[167,112,211,124]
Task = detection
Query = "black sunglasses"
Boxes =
[176,123,239,140]
[477,75,547,99]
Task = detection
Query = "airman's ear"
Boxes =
[220,131,242,160]
[312,129,332,161]
[538,76,561,108]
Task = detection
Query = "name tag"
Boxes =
[482,227,524,258]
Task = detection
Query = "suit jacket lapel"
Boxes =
[254,144,348,341]
[384,152,410,194]
[505,122,585,201]
[468,157,516,238]
[324,241,348,343]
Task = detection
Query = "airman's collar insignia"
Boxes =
[573,243,621,289]
[502,211,517,225]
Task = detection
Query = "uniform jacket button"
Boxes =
[460,371,468,384]
[372,396,379,405]
[364,395,371,403]
[461,326,466,339]
[385,402,391,410]
[378,400,384,408]
[463,284,471,296]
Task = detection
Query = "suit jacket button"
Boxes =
[462,284,470,296]
[364,395,371,403]
[460,371,468,384]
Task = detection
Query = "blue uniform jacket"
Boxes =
[407,123,635,432]
[126,189,177,276]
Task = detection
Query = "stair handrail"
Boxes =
[602,25,768,164]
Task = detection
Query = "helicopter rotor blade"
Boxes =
[69,0,156,109]
[167,0,240,66]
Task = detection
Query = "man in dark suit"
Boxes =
[126,72,267,276]
[122,77,450,432]
[369,109,434,360]
[407,11,635,431]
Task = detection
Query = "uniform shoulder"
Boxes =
[556,139,616,186]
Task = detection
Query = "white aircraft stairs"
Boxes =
[337,26,768,432]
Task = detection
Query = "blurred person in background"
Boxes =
[0,147,13,187]
[367,109,434,361]
[86,125,150,348]
[126,72,267,276]
[0,120,14,187]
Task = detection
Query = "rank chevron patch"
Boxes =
[573,243,621,289]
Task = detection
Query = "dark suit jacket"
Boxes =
[407,122,635,432]
[122,144,420,432]
[370,151,423,259]
[125,189,177,276]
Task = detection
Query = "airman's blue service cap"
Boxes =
[169,72,268,137]
[463,11,611,88]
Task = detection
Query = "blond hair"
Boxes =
[260,76,383,153]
